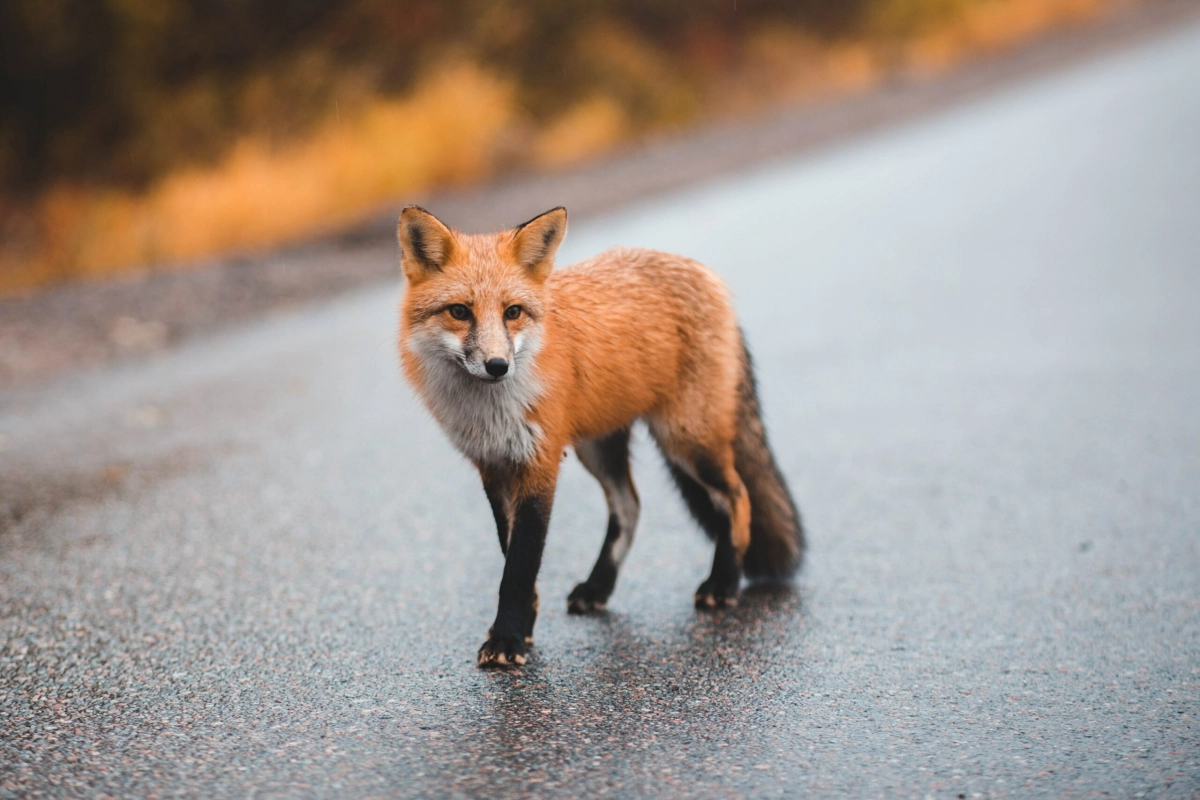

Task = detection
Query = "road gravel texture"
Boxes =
[2,18,1199,800]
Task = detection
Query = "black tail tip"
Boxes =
[741,519,805,581]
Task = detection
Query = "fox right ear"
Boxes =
[398,206,455,282]
[510,206,567,281]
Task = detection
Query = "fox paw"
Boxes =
[477,634,527,668]
[694,579,739,610]
[567,581,610,614]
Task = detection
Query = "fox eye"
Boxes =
[447,304,470,321]
[504,305,522,320]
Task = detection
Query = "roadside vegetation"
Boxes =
[0,0,1124,293]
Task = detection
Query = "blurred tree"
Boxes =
[0,0,872,193]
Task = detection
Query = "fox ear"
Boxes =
[398,206,455,282]
[510,207,567,280]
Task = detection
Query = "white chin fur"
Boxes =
[408,327,544,464]
[463,360,508,382]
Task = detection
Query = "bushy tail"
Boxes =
[735,336,805,580]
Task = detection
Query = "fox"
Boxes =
[396,205,803,667]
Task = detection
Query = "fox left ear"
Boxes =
[398,206,456,283]
[510,207,567,280]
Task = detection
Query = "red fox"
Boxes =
[397,206,803,667]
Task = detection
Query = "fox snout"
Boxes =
[464,351,511,382]
[462,322,515,382]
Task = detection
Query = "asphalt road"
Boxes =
[3,19,1199,800]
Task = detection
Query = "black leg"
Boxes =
[694,524,742,609]
[525,587,539,645]
[567,513,621,612]
[666,461,741,609]
[666,462,724,540]
[478,489,553,667]
[569,428,639,613]
[482,477,511,556]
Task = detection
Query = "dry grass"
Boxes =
[535,96,630,167]
[898,0,1114,70]
[0,0,1131,295]
[0,64,514,292]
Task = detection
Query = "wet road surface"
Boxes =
[3,19,1199,799]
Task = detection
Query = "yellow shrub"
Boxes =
[1,63,515,290]
[535,96,630,168]
[0,0,1125,295]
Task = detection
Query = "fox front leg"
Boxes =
[481,474,513,556]
[478,485,554,668]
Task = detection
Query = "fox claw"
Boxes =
[694,579,738,610]
[477,635,528,668]
[567,581,610,614]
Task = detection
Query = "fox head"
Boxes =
[398,206,567,385]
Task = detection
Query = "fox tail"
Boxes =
[734,335,805,580]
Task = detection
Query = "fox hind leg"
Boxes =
[654,428,750,609]
[568,427,639,613]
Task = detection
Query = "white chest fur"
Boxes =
[413,350,544,465]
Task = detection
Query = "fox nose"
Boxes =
[485,358,509,378]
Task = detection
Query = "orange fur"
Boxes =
[397,206,801,665]
[400,214,742,515]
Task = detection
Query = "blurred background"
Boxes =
[0,0,1128,295]
[3,2,1199,794]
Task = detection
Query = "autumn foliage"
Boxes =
[0,0,1117,292]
